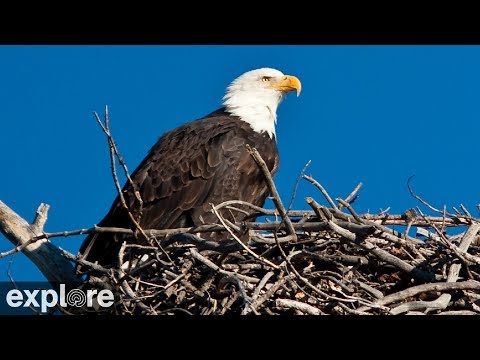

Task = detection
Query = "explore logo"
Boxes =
[4,284,114,313]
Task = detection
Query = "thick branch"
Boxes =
[372,280,480,308]
[276,298,321,315]
[0,201,79,287]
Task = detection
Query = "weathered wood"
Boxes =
[0,201,79,287]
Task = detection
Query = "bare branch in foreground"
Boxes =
[0,201,79,287]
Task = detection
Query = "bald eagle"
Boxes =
[78,68,301,268]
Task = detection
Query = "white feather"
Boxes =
[222,68,287,139]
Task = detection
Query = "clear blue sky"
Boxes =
[1,45,480,282]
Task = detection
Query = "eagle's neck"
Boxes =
[223,92,284,139]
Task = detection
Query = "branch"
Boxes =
[376,280,480,308]
[94,109,170,261]
[321,206,435,282]
[338,182,363,210]
[275,298,321,315]
[210,205,280,269]
[0,201,79,287]
[189,248,259,283]
[33,221,376,241]
[302,174,338,210]
[407,175,461,219]
[246,145,297,241]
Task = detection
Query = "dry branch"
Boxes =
[247,145,297,241]
[0,201,79,287]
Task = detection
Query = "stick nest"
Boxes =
[75,197,480,316]
[68,111,480,315]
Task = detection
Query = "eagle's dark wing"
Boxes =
[78,109,278,267]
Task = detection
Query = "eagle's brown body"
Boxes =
[78,108,279,268]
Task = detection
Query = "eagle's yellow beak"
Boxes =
[270,75,302,96]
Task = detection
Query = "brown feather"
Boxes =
[78,108,279,268]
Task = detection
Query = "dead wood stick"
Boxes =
[33,215,468,242]
[180,279,207,299]
[95,109,175,263]
[407,176,459,219]
[302,175,338,210]
[300,251,368,267]
[423,223,480,314]
[94,111,153,249]
[211,206,279,269]
[323,209,435,282]
[120,278,157,315]
[247,145,297,241]
[338,182,363,210]
[390,299,447,315]
[418,210,471,267]
[335,198,364,223]
[437,310,478,315]
[335,206,424,245]
[245,273,293,314]
[189,248,259,283]
[0,201,79,286]
[336,302,372,315]
[383,224,480,315]
[460,204,472,218]
[252,271,275,302]
[366,280,480,308]
[276,298,321,315]
[352,279,384,300]
[164,233,243,253]
[59,247,111,275]
[219,276,251,307]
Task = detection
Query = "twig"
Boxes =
[460,204,472,218]
[245,273,293,314]
[336,302,372,315]
[407,175,457,218]
[189,248,259,283]
[352,279,384,300]
[0,237,38,259]
[335,198,364,223]
[276,298,321,315]
[94,110,171,262]
[389,223,480,315]
[323,208,435,282]
[32,212,471,243]
[94,111,146,239]
[211,205,279,269]
[251,271,275,302]
[285,160,311,212]
[275,230,357,303]
[338,182,363,210]
[58,247,112,275]
[164,233,243,253]
[246,145,297,241]
[302,175,338,210]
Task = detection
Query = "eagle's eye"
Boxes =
[262,76,272,82]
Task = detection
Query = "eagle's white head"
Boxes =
[222,68,301,139]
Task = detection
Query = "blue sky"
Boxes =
[1,45,480,282]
